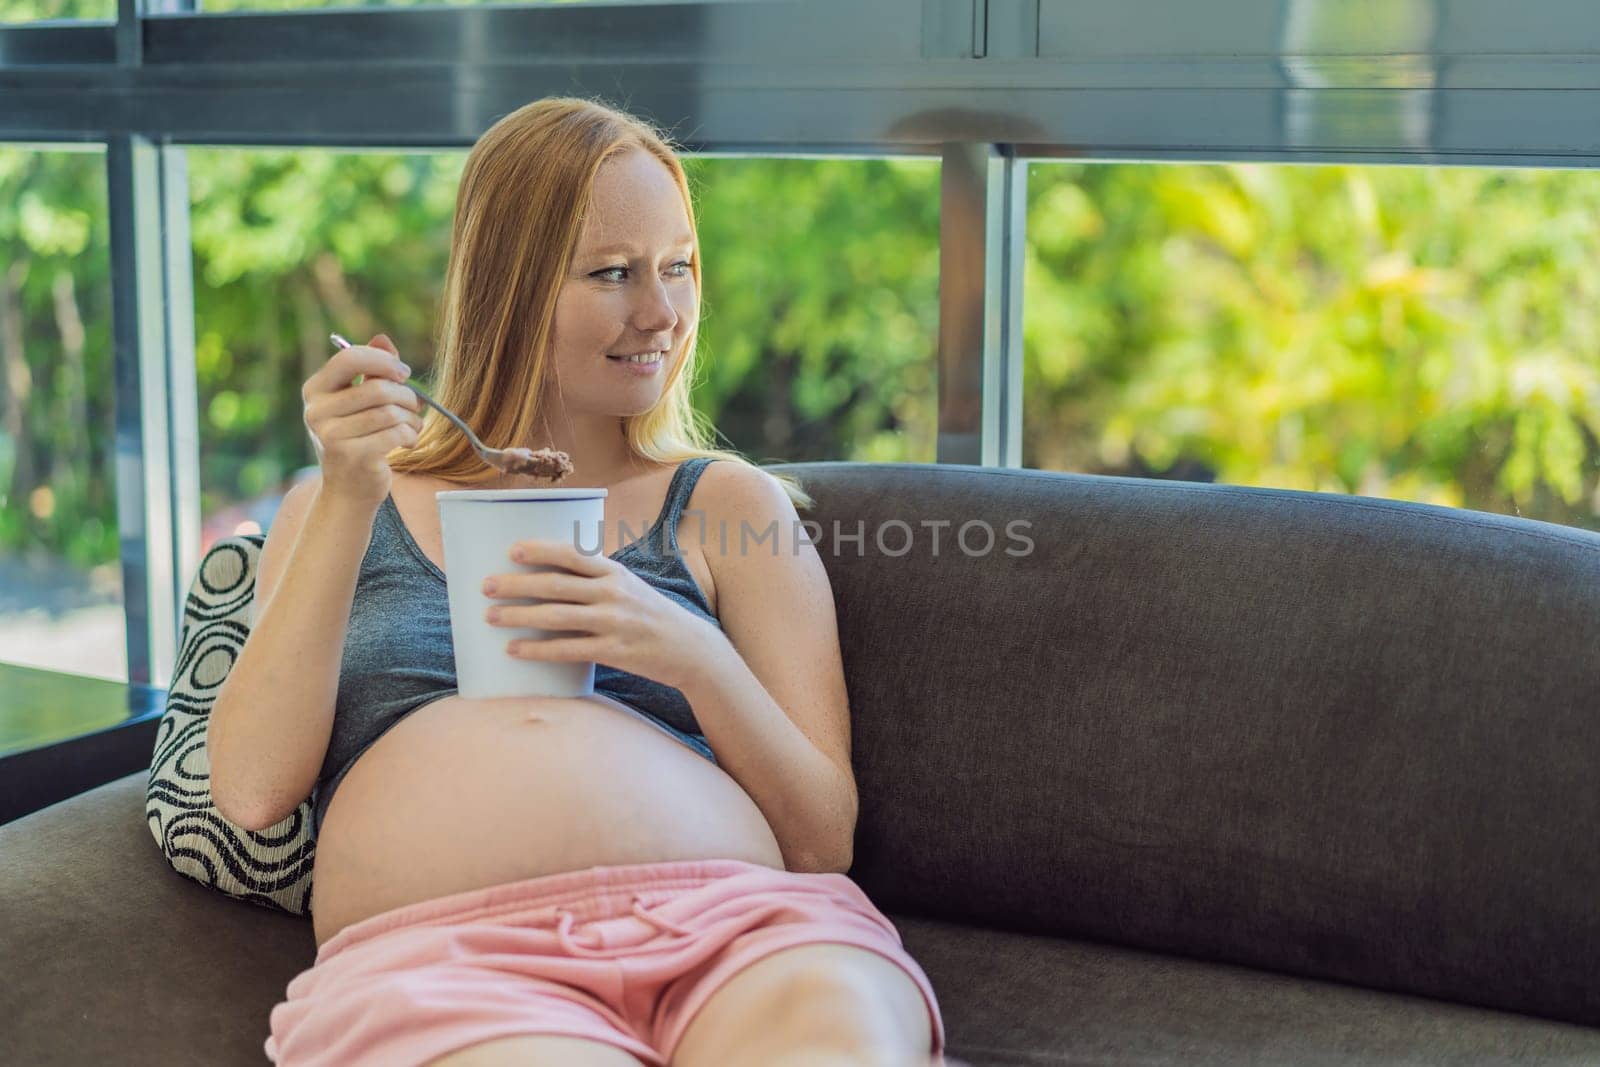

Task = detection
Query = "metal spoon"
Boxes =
[328,333,572,481]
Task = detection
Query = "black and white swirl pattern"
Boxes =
[145,534,316,917]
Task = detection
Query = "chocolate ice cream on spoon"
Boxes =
[329,333,574,482]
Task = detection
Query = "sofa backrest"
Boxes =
[768,462,1600,1028]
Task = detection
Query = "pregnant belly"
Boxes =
[308,693,787,949]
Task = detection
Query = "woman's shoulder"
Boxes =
[689,460,802,561]
[690,456,782,496]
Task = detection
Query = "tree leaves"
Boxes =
[3,145,1598,571]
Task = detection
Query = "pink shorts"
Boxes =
[265,858,946,1067]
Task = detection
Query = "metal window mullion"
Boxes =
[109,134,195,690]
[109,135,165,686]
[108,0,198,690]
[159,0,204,670]
[116,0,141,64]
[162,143,200,664]
[936,142,984,465]
[982,149,1024,469]
[936,142,1024,468]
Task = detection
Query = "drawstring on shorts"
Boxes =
[554,894,695,957]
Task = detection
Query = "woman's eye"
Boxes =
[592,260,694,282]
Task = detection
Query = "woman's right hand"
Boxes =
[302,333,424,509]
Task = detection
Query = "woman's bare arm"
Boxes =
[673,462,858,873]
[207,336,420,831]
[206,475,376,831]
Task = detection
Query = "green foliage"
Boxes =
[181,147,469,524]
[0,147,118,566]
[1025,162,1600,526]
[0,0,112,20]
[2,145,1597,579]
[0,146,942,566]
[682,156,940,463]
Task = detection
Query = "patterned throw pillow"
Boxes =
[145,534,315,917]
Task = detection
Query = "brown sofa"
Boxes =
[4,461,1600,1065]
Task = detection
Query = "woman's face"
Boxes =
[544,147,698,416]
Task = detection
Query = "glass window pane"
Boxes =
[0,0,113,22]
[187,147,465,549]
[0,144,124,681]
[0,0,683,18]
[1023,161,1600,535]
[685,155,939,464]
[187,148,938,551]
[197,0,683,12]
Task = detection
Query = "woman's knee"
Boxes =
[422,1033,646,1067]
[672,945,933,1067]
[777,961,931,1052]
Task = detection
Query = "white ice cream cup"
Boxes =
[436,487,608,699]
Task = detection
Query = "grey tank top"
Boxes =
[311,457,723,839]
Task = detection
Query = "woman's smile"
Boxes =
[607,351,666,374]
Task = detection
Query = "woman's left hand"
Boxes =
[482,538,725,692]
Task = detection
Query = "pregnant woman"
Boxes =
[205,96,946,1067]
